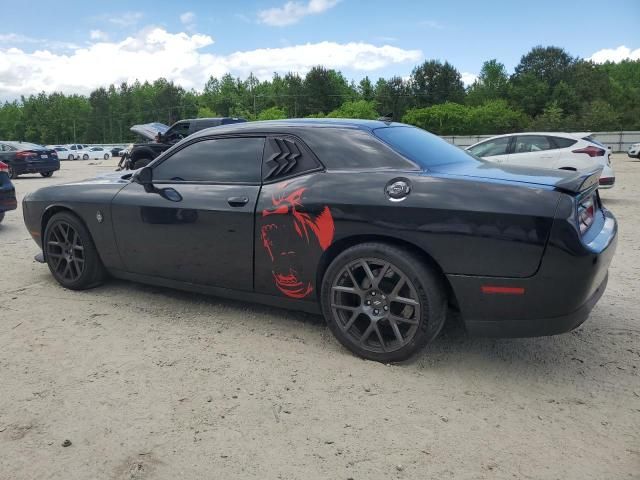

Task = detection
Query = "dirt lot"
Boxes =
[0,154,638,479]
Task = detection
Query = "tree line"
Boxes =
[0,45,638,145]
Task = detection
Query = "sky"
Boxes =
[0,0,638,100]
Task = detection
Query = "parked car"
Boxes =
[47,145,78,160]
[128,117,246,169]
[22,119,617,362]
[0,161,17,223]
[110,146,125,157]
[79,147,110,160]
[466,132,616,189]
[628,143,640,159]
[0,141,60,179]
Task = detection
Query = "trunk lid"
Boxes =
[430,160,603,194]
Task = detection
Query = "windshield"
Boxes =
[373,126,477,169]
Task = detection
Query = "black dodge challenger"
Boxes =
[22,120,617,361]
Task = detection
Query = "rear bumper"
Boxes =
[465,274,607,337]
[13,160,60,174]
[0,190,17,212]
[448,207,617,338]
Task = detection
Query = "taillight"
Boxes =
[16,151,34,159]
[51,150,58,157]
[577,194,596,234]
[0,161,7,172]
[572,146,605,157]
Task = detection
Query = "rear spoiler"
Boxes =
[555,167,602,194]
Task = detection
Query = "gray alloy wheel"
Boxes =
[44,212,105,290]
[68,154,74,160]
[82,154,89,160]
[103,153,109,160]
[321,243,447,362]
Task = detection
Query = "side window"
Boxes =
[514,136,553,153]
[550,136,577,149]
[469,137,510,157]
[153,137,264,183]
[165,122,190,142]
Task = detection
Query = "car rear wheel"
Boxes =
[44,212,106,290]
[82,154,89,160]
[67,154,74,160]
[321,242,447,362]
[8,165,17,179]
[103,153,109,160]
[40,171,53,177]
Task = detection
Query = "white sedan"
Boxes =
[78,147,111,160]
[47,145,78,160]
[628,143,640,159]
[466,132,616,189]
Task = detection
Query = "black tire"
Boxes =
[67,154,74,160]
[321,242,447,362]
[0,211,5,223]
[8,164,17,179]
[103,153,109,160]
[82,154,89,160]
[43,211,106,290]
[132,157,153,169]
[40,171,53,177]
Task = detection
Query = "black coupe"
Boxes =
[22,120,617,361]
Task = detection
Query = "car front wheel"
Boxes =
[40,171,53,177]
[321,242,447,362]
[82,154,89,160]
[103,153,109,160]
[67,154,74,160]
[44,212,106,290]
[8,165,17,179]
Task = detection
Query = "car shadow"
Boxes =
[87,278,624,383]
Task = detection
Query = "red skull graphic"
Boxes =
[261,185,334,298]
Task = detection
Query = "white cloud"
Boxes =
[107,12,144,27]
[0,28,423,98]
[90,30,109,41]
[180,11,197,32]
[419,20,444,29]
[588,45,640,63]
[461,72,477,86]
[258,0,340,26]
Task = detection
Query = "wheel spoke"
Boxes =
[373,324,387,352]
[360,260,375,285]
[389,314,418,325]
[343,310,360,331]
[360,322,375,345]
[345,267,361,291]
[388,318,404,343]
[392,296,419,306]
[332,285,359,294]
[373,262,390,289]
[389,277,405,299]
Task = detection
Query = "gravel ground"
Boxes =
[0,155,638,479]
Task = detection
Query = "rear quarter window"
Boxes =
[550,136,578,149]
[374,126,475,168]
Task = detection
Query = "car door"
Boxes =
[508,135,559,169]
[467,136,512,163]
[111,135,265,291]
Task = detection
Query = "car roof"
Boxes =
[190,118,403,140]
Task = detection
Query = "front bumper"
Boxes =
[628,150,639,158]
[448,207,617,338]
[13,159,60,174]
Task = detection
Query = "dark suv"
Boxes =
[128,117,246,169]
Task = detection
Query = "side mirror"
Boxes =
[135,166,154,192]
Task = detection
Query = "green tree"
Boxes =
[466,59,509,106]
[257,106,287,120]
[327,100,378,119]
[410,60,465,107]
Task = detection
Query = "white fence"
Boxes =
[441,131,640,152]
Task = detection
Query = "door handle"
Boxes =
[227,196,249,207]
